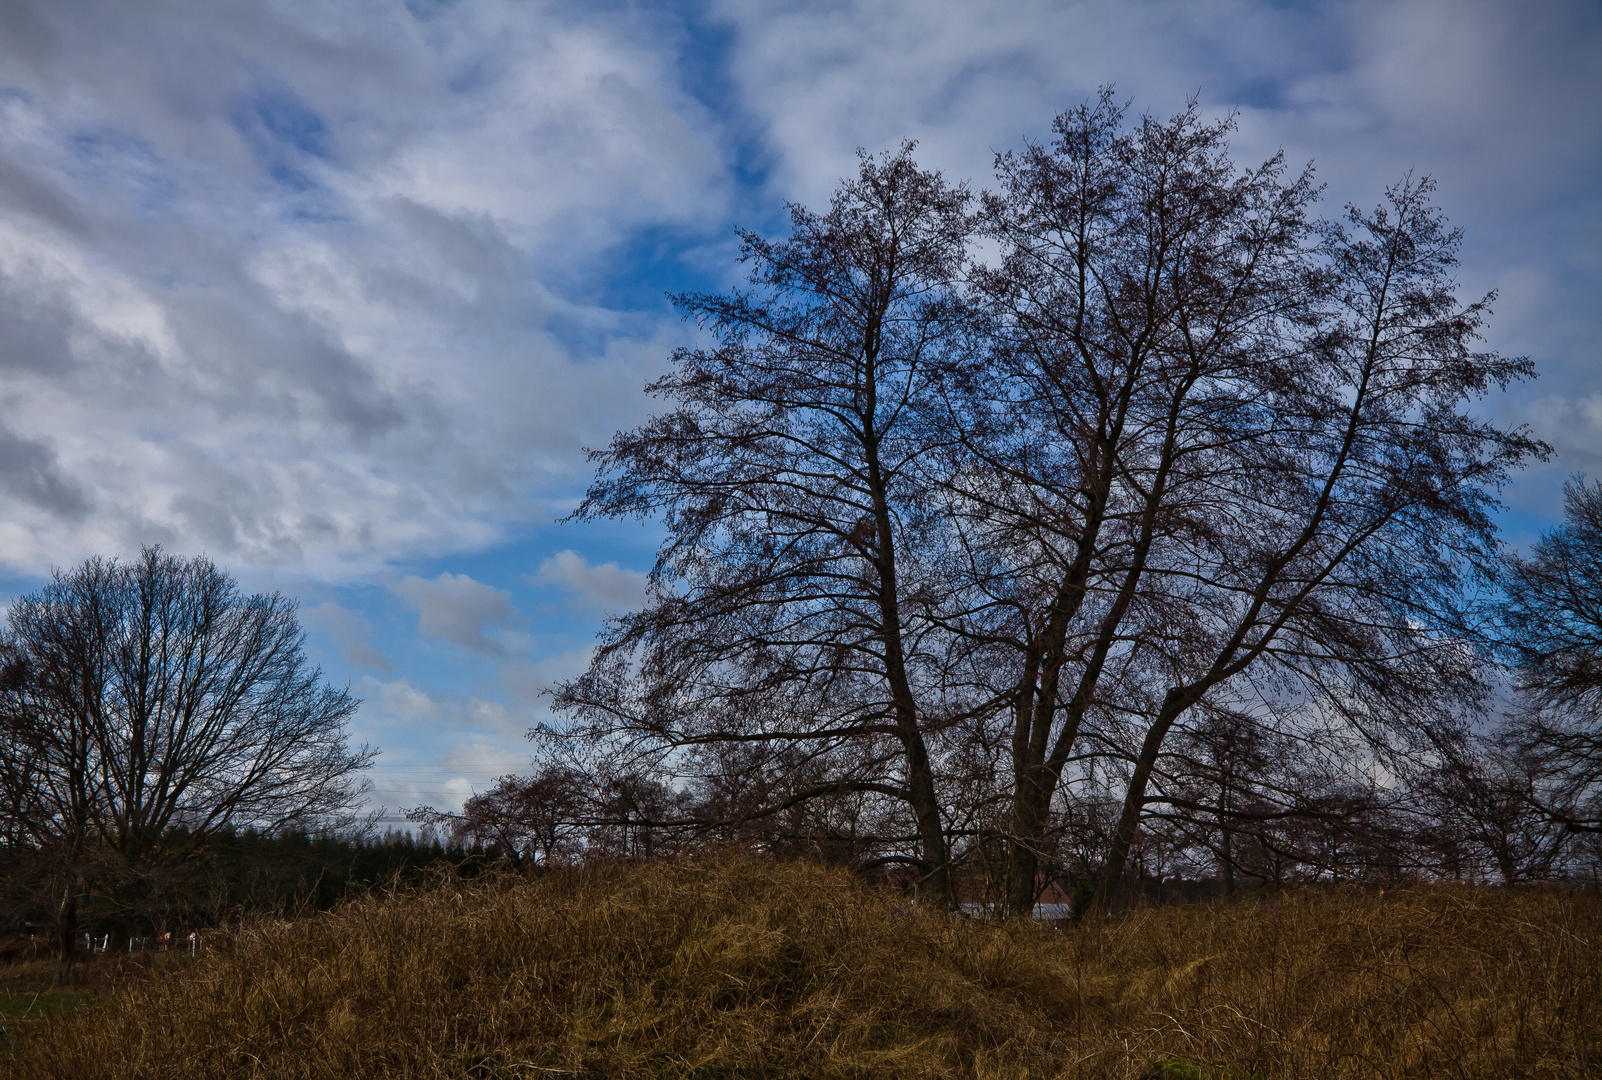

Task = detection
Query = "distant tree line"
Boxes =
[418,93,1601,910]
[0,827,489,950]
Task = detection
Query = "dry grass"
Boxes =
[3,856,1598,1078]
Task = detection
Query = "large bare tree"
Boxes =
[553,146,974,900]
[0,547,372,957]
[1085,171,1543,902]
[944,93,1330,914]
[549,97,1542,913]
[946,95,1541,912]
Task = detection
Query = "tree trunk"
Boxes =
[1003,651,1087,917]
[1005,768,1049,916]
[54,877,79,964]
[1221,832,1236,897]
[903,737,952,903]
[865,398,952,906]
[1220,775,1236,898]
[1099,689,1193,906]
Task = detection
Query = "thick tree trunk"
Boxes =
[1006,770,1048,916]
[1006,400,1183,917]
[902,735,952,903]
[863,383,953,905]
[1002,622,1081,917]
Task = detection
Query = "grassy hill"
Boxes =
[3,856,1599,1078]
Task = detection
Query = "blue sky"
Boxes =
[0,0,1598,820]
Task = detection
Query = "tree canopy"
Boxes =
[0,546,372,955]
[532,97,1559,905]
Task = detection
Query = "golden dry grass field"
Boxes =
[2,856,1599,1078]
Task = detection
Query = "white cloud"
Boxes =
[1504,392,1602,517]
[715,0,1601,216]
[302,600,393,673]
[530,549,648,612]
[499,643,598,707]
[0,0,1594,585]
[349,675,538,814]
[392,571,520,656]
[0,0,722,578]
[1522,393,1602,462]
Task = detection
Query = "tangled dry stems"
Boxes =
[4,856,1599,1078]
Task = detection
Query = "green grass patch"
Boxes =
[1,992,96,1055]
[1139,1058,1258,1080]
[0,992,95,1022]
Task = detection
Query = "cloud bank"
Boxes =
[0,1,1596,585]
[0,1,728,577]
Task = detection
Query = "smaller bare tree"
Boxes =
[411,764,586,869]
[0,547,373,959]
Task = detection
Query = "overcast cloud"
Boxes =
[1,0,1596,815]
[393,571,522,656]
[0,0,725,575]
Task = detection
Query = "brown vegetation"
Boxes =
[4,855,1599,1079]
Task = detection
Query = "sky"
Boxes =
[0,0,1597,822]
